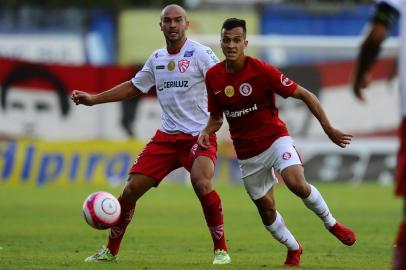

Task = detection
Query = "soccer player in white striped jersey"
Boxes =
[71,4,230,265]
[353,1,405,269]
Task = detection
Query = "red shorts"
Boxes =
[396,118,406,197]
[129,130,217,183]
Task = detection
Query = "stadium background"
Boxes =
[0,0,399,186]
[0,1,400,270]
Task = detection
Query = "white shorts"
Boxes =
[238,136,302,200]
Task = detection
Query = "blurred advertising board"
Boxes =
[118,9,259,65]
[0,34,85,64]
[0,139,143,186]
[0,139,397,186]
[0,58,144,140]
[0,139,237,186]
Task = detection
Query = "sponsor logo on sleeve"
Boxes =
[224,85,235,97]
[280,74,294,87]
[206,49,219,63]
[178,59,190,73]
[282,152,292,160]
[184,50,195,57]
[155,65,165,70]
[239,83,252,96]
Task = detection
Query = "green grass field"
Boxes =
[0,182,400,270]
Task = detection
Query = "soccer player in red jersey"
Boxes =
[71,5,230,264]
[352,1,405,269]
[198,18,356,268]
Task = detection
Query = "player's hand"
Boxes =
[352,73,371,102]
[197,131,210,149]
[71,90,95,106]
[324,127,352,148]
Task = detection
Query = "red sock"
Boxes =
[199,190,228,251]
[393,221,406,270]
[107,196,135,255]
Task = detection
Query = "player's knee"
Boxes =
[254,201,276,225]
[258,204,276,216]
[286,180,310,198]
[121,184,138,203]
[122,175,151,203]
[120,190,133,205]
[191,178,212,197]
[254,193,276,212]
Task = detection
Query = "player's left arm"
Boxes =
[291,85,352,148]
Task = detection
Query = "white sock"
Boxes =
[302,184,336,228]
[265,211,299,250]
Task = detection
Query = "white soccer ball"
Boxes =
[82,191,121,230]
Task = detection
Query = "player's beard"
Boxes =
[165,29,185,45]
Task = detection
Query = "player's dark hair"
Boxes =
[222,18,246,37]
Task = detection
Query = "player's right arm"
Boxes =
[352,1,399,101]
[71,80,142,106]
[198,112,224,149]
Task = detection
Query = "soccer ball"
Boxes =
[82,191,121,230]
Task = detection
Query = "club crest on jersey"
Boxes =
[167,60,176,71]
[282,152,292,160]
[178,59,190,73]
[280,74,294,87]
[239,83,252,96]
[224,85,234,97]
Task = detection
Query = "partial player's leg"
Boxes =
[393,200,406,270]
[107,174,157,254]
[85,173,157,262]
[281,165,356,246]
[240,158,301,268]
[190,155,230,264]
[393,118,406,270]
[186,134,230,264]
[85,130,179,262]
[268,136,356,246]
[254,189,302,268]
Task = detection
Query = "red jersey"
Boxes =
[205,56,297,159]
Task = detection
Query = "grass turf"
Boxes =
[0,182,400,270]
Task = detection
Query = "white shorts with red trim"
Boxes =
[238,136,302,200]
